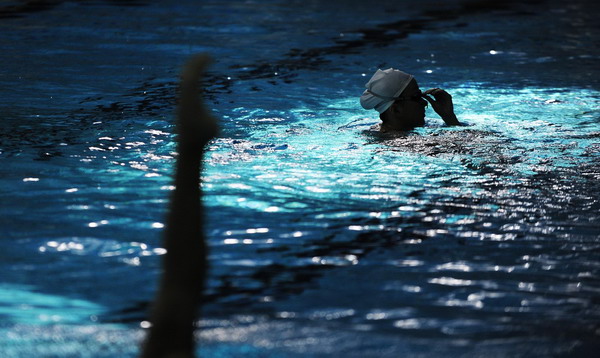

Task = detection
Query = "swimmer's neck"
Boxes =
[379,111,425,132]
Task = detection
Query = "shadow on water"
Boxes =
[0,0,145,19]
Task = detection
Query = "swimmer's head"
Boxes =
[360,68,428,130]
[360,68,413,114]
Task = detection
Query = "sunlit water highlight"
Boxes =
[1,0,599,356]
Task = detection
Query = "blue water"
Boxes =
[1,0,599,356]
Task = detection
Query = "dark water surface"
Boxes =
[1,0,599,356]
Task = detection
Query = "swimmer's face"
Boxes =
[389,79,427,128]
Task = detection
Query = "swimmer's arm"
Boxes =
[423,88,460,126]
[441,112,460,126]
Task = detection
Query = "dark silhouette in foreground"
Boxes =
[140,54,218,358]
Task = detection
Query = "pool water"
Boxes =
[1,0,599,356]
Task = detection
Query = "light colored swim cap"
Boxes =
[359,68,414,114]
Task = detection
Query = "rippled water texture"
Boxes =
[1,0,599,357]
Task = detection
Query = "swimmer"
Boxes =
[360,68,460,132]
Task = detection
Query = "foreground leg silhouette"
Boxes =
[141,54,218,358]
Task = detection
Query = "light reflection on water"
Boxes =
[195,81,599,354]
[1,0,599,356]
